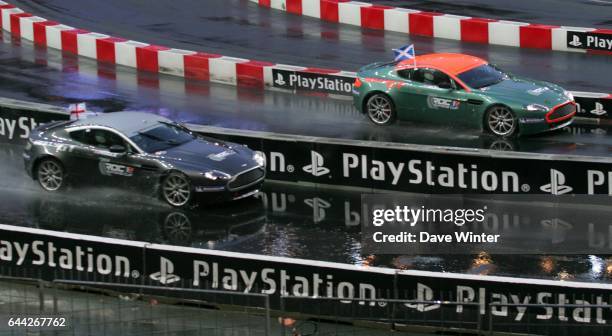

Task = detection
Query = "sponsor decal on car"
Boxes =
[99,162,135,177]
[528,87,550,96]
[519,117,545,124]
[207,150,235,161]
[428,96,461,110]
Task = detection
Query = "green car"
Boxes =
[353,53,576,137]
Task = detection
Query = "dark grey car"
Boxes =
[23,112,266,207]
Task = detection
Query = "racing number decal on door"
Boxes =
[99,162,135,177]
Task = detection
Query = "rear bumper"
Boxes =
[23,152,34,179]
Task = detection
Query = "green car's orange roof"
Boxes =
[398,53,487,76]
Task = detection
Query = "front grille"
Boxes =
[547,103,575,122]
[228,168,265,191]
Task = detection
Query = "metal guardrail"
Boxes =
[54,279,272,335]
[1,275,611,335]
[0,276,273,336]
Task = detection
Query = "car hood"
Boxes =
[155,138,257,175]
[477,76,568,108]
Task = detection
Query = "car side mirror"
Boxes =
[438,82,453,90]
[109,145,127,154]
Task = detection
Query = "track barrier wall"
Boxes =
[1,224,612,335]
[0,1,610,121]
[2,97,612,195]
[250,0,612,55]
[1,98,612,334]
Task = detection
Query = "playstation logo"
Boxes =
[303,151,330,177]
[274,73,286,86]
[304,197,331,223]
[568,34,582,47]
[590,102,607,116]
[150,257,181,285]
[404,283,440,312]
[540,169,573,195]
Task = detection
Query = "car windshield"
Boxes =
[457,64,507,89]
[130,122,195,153]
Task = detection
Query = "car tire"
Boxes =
[36,158,66,192]
[366,93,396,126]
[484,105,518,137]
[161,172,192,207]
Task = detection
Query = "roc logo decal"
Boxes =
[428,96,460,110]
[99,162,134,176]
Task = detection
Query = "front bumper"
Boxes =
[518,101,576,135]
[192,166,266,203]
[518,115,575,135]
[193,180,264,204]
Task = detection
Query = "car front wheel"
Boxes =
[366,93,396,126]
[161,172,192,207]
[36,158,65,191]
[485,105,518,137]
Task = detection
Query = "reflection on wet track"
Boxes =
[1,33,612,157]
[1,143,611,283]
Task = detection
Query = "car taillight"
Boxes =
[353,78,362,88]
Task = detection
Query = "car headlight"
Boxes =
[253,151,266,167]
[564,90,574,102]
[525,104,549,112]
[202,170,231,180]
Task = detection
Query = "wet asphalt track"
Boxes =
[1,142,610,283]
[2,32,612,157]
[371,0,612,28]
[9,0,612,92]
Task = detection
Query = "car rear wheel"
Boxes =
[36,159,65,191]
[485,106,518,137]
[162,172,192,207]
[366,94,396,125]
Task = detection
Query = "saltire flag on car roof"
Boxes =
[393,44,415,62]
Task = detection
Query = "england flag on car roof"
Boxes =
[68,102,98,120]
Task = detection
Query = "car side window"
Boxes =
[70,128,131,151]
[397,69,414,80]
[411,68,456,89]
[69,129,97,146]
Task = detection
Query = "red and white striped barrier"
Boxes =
[0,0,352,91]
[0,0,609,114]
[251,0,611,54]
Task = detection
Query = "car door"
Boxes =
[400,68,471,125]
[89,128,153,189]
[392,68,424,119]
[65,128,105,185]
